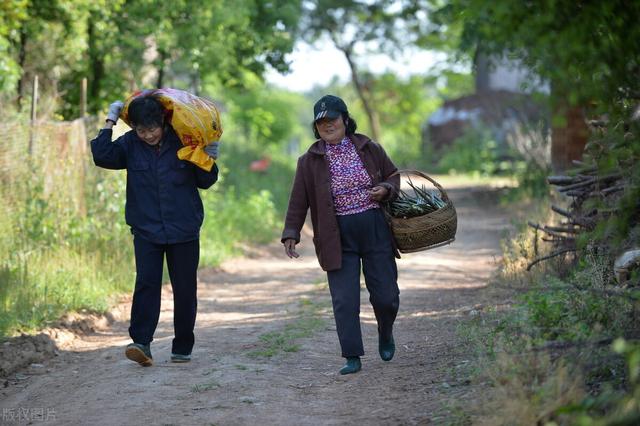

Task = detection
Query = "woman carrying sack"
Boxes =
[282,95,401,375]
[91,94,220,366]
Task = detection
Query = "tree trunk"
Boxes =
[15,27,28,109]
[551,103,589,173]
[156,49,167,88]
[87,17,104,114]
[340,47,382,143]
[550,80,589,172]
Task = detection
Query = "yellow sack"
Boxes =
[121,88,223,171]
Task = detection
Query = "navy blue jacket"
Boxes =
[91,127,218,244]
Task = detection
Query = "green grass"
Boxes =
[247,298,327,358]
[0,123,295,337]
[190,381,220,393]
[199,185,280,267]
[452,210,639,423]
[0,147,135,335]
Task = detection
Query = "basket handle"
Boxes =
[388,169,451,203]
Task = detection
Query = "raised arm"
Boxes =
[90,101,127,170]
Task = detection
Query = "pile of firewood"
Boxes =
[526,160,624,271]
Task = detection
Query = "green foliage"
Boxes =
[432,70,474,101]
[372,73,442,167]
[307,73,446,168]
[388,179,446,218]
[574,119,640,253]
[434,125,551,201]
[0,129,134,335]
[0,1,27,92]
[2,0,303,117]
[0,112,288,337]
[435,0,640,111]
[212,142,297,216]
[302,1,407,52]
[436,126,523,175]
[300,1,458,143]
[218,75,310,149]
[552,340,640,425]
[503,219,636,343]
[520,279,633,342]
[507,161,550,201]
[464,197,640,421]
[426,0,640,421]
[200,185,279,267]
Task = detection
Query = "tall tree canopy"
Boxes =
[432,0,640,110]
[426,0,640,170]
[1,0,302,117]
[302,0,425,142]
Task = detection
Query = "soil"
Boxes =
[0,183,513,425]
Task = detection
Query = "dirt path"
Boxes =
[0,184,511,425]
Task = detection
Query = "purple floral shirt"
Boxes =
[325,137,379,215]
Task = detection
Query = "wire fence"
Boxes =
[1,116,103,217]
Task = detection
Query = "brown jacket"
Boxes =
[281,133,400,271]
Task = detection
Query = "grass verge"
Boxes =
[454,207,640,424]
[0,121,294,337]
[247,297,328,358]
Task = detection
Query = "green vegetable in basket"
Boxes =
[386,177,446,219]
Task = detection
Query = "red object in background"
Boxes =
[249,156,271,173]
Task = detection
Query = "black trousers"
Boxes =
[129,235,199,355]
[327,208,400,358]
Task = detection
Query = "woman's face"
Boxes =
[315,116,346,145]
[135,125,163,146]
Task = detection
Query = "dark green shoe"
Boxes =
[170,353,191,363]
[379,335,395,362]
[339,357,362,375]
[125,343,153,366]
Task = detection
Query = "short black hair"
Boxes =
[312,112,358,139]
[128,95,165,128]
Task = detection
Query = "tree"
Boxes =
[1,0,303,117]
[301,0,401,142]
[0,0,78,108]
[300,0,463,144]
[431,0,640,170]
[0,1,28,95]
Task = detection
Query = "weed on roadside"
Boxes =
[191,381,220,393]
[457,209,639,423]
[247,298,327,358]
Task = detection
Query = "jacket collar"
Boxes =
[307,133,371,155]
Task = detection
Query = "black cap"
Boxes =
[313,95,348,121]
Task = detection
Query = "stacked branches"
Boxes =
[525,105,640,274]
[527,161,625,271]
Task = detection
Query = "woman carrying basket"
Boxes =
[282,95,401,375]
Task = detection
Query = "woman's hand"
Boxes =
[204,141,220,159]
[283,239,299,258]
[106,100,124,125]
[368,185,389,201]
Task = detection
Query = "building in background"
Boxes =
[424,52,551,169]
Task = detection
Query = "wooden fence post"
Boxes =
[80,77,87,119]
[28,75,39,155]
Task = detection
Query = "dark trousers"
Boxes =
[327,208,400,358]
[129,235,199,355]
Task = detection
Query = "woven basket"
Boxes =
[384,170,457,253]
